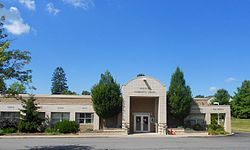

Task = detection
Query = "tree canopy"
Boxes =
[231,80,250,119]
[212,89,230,105]
[91,71,122,119]
[167,67,192,125]
[6,82,26,95]
[62,89,77,95]
[82,90,91,95]
[51,67,68,94]
[195,95,205,98]
[0,8,32,94]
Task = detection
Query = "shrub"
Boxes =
[45,128,60,134]
[2,127,17,133]
[18,121,39,133]
[53,120,79,133]
[193,123,202,131]
[85,128,94,132]
[207,123,226,135]
[0,129,4,135]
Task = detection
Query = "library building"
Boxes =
[0,76,231,134]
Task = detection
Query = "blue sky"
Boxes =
[0,0,250,96]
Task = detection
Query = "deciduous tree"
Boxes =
[91,71,122,119]
[82,90,90,95]
[0,6,32,94]
[212,89,230,105]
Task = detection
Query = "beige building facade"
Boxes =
[0,76,232,134]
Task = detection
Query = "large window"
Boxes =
[0,112,20,121]
[51,112,70,124]
[75,113,94,124]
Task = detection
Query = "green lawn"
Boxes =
[231,118,250,133]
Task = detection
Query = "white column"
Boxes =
[122,95,130,134]
[224,111,231,134]
[93,113,100,130]
[205,113,211,125]
[70,112,75,121]
[158,95,167,135]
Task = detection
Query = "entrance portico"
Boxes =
[122,76,167,134]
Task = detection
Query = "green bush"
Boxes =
[207,123,226,135]
[18,121,39,133]
[193,123,202,131]
[85,128,94,132]
[45,128,60,134]
[2,127,17,133]
[0,129,4,135]
[53,120,79,133]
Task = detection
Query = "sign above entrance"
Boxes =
[133,90,156,94]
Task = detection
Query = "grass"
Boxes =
[231,118,250,133]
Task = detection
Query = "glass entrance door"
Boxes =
[134,114,150,132]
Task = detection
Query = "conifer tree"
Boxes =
[18,95,43,133]
[231,80,250,119]
[51,67,68,94]
[167,67,192,125]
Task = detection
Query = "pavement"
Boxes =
[0,132,249,150]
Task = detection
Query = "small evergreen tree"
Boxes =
[231,80,250,119]
[18,95,43,133]
[51,67,68,94]
[91,71,122,119]
[212,89,230,105]
[167,67,192,125]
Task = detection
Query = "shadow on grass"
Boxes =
[28,145,94,150]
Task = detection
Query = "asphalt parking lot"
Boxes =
[0,133,249,150]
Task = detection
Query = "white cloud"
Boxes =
[209,86,218,93]
[225,77,237,83]
[62,0,94,9]
[0,6,30,35]
[18,0,36,10]
[46,3,60,16]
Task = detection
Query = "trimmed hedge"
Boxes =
[53,120,79,133]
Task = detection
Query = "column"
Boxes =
[224,111,232,134]
[93,113,100,130]
[122,95,130,134]
[158,95,167,135]
[205,113,211,125]
[70,112,75,121]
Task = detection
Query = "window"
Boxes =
[51,112,70,124]
[39,112,45,120]
[75,113,94,124]
[0,112,20,121]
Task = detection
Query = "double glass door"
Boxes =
[134,114,150,132]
